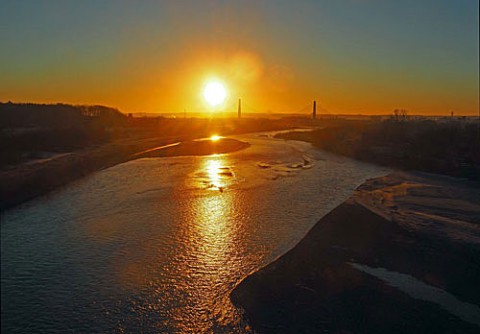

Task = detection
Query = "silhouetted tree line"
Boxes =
[0,102,125,128]
[0,102,126,166]
[276,119,480,180]
[392,108,409,122]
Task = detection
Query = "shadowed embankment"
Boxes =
[231,172,480,333]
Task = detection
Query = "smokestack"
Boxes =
[313,100,317,119]
[238,98,242,119]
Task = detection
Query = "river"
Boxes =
[1,132,388,333]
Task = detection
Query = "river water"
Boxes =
[1,132,388,333]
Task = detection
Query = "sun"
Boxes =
[203,81,227,107]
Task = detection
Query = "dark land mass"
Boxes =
[231,172,480,333]
[0,102,301,210]
[275,119,480,180]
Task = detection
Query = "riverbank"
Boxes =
[231,172,480,333]
[275,121,480,180]
[0,136,249,210]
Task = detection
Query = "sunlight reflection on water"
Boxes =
[191,155,236,192]
[172,187,242,332]
[1,132,388,333]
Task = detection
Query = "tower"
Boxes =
[313,100,317,119]
[238,98,242,119]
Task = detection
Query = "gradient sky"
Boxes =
[1,0,478,115]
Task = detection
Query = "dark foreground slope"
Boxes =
[231,172,480,333]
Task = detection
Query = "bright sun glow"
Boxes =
[203,81,227,107]
[210,135,221,141]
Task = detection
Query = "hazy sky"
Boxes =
[1,0,478,115]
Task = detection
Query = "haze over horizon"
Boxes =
[1,0,478,115]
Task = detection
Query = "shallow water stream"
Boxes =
[1,132,388,333]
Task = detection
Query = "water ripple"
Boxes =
[2,133,388,333]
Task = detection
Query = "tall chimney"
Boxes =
[238,98,242,119]
[313,100,317,119]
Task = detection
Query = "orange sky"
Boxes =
[1,1,478,115]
